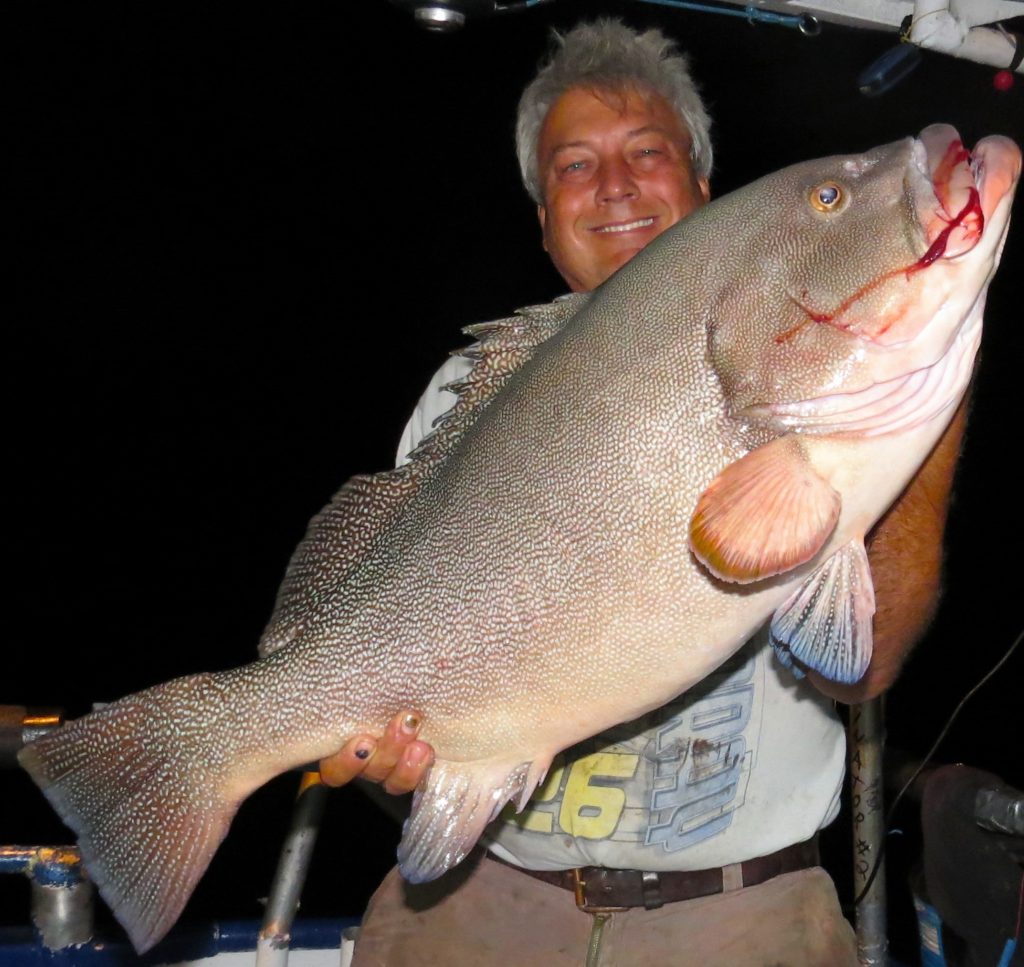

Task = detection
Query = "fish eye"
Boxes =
[809,182,844,212]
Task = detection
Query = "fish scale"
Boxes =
[20,124,1020,952]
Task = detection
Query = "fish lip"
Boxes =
[588,215,658,234]
[968,133,1023,222]
[911,124,1022,261]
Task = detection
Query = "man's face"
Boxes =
[537,86,710,293]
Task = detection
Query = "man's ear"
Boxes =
[537,204,548,252]
[699,177,711,203]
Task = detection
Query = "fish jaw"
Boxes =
[914,125,1020,263]
[852,125,1021,352]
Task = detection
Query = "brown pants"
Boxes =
[351,851,858,966]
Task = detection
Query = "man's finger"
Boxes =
[360,710,424,784]
[319,735,377,787]
[383,740,435,795]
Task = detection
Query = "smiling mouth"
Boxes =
[592,216,656,234]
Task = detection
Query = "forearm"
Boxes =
[809,393,970,703]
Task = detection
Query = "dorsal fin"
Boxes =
[405,294,587,463]
[258,292,589,656]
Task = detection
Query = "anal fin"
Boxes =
[398,758,537,883]
[770,539,875,684]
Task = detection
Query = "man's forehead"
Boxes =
[550,123,684,154]
[585,81,664,115]
[540,84,692,154]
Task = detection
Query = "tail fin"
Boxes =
[18,673,246,953]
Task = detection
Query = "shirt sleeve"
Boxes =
[396,355,475,467]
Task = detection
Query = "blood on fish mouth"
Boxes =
[915,182,982,269]
[919,136,984,264]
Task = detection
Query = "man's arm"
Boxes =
[807,394,970,704]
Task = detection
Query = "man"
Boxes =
[323,20,966,965]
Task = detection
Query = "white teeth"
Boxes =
[596,217,654,233]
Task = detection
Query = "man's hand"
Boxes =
[318,710,434,795]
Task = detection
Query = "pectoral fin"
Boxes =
[770,539,875,683]
[689,437,841,583]
[398,756,547,883]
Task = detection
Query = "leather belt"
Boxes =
[490,837,819,914]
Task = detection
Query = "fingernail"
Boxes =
[401,713,421,734]
[353,741,373,760]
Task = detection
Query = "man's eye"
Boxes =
[562,160,588,173]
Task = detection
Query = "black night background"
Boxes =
[7,2,1023,958]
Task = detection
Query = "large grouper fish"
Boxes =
[20,124,1020,952]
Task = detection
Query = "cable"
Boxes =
[854,627,1022,908]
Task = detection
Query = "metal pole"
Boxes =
[256,772,330,967]
[0,705,63,767]
[0,845,94,950]
[850,697,888,966]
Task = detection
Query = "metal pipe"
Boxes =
[850,698,888,967]
[256,771,330,967]
[633,0,818,33]
[910,0,1024,72]
[0,845,94,950]
[0,705,63,767]
[974,786,1024,836]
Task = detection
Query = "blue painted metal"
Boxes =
[633,0,811,31]
[912,893,947,966]
[0,846,86,886]
[0,847,35,876]
[0,918,359,966]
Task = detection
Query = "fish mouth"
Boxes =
[912,124,1022,262]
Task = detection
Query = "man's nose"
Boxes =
[596,158,638,203]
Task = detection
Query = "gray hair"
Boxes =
[515,19,713,204]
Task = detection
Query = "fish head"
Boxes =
[706,124,1021,435]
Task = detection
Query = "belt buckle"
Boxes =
[571,868,629,915]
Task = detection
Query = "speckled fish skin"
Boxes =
[20,125,1020,953]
